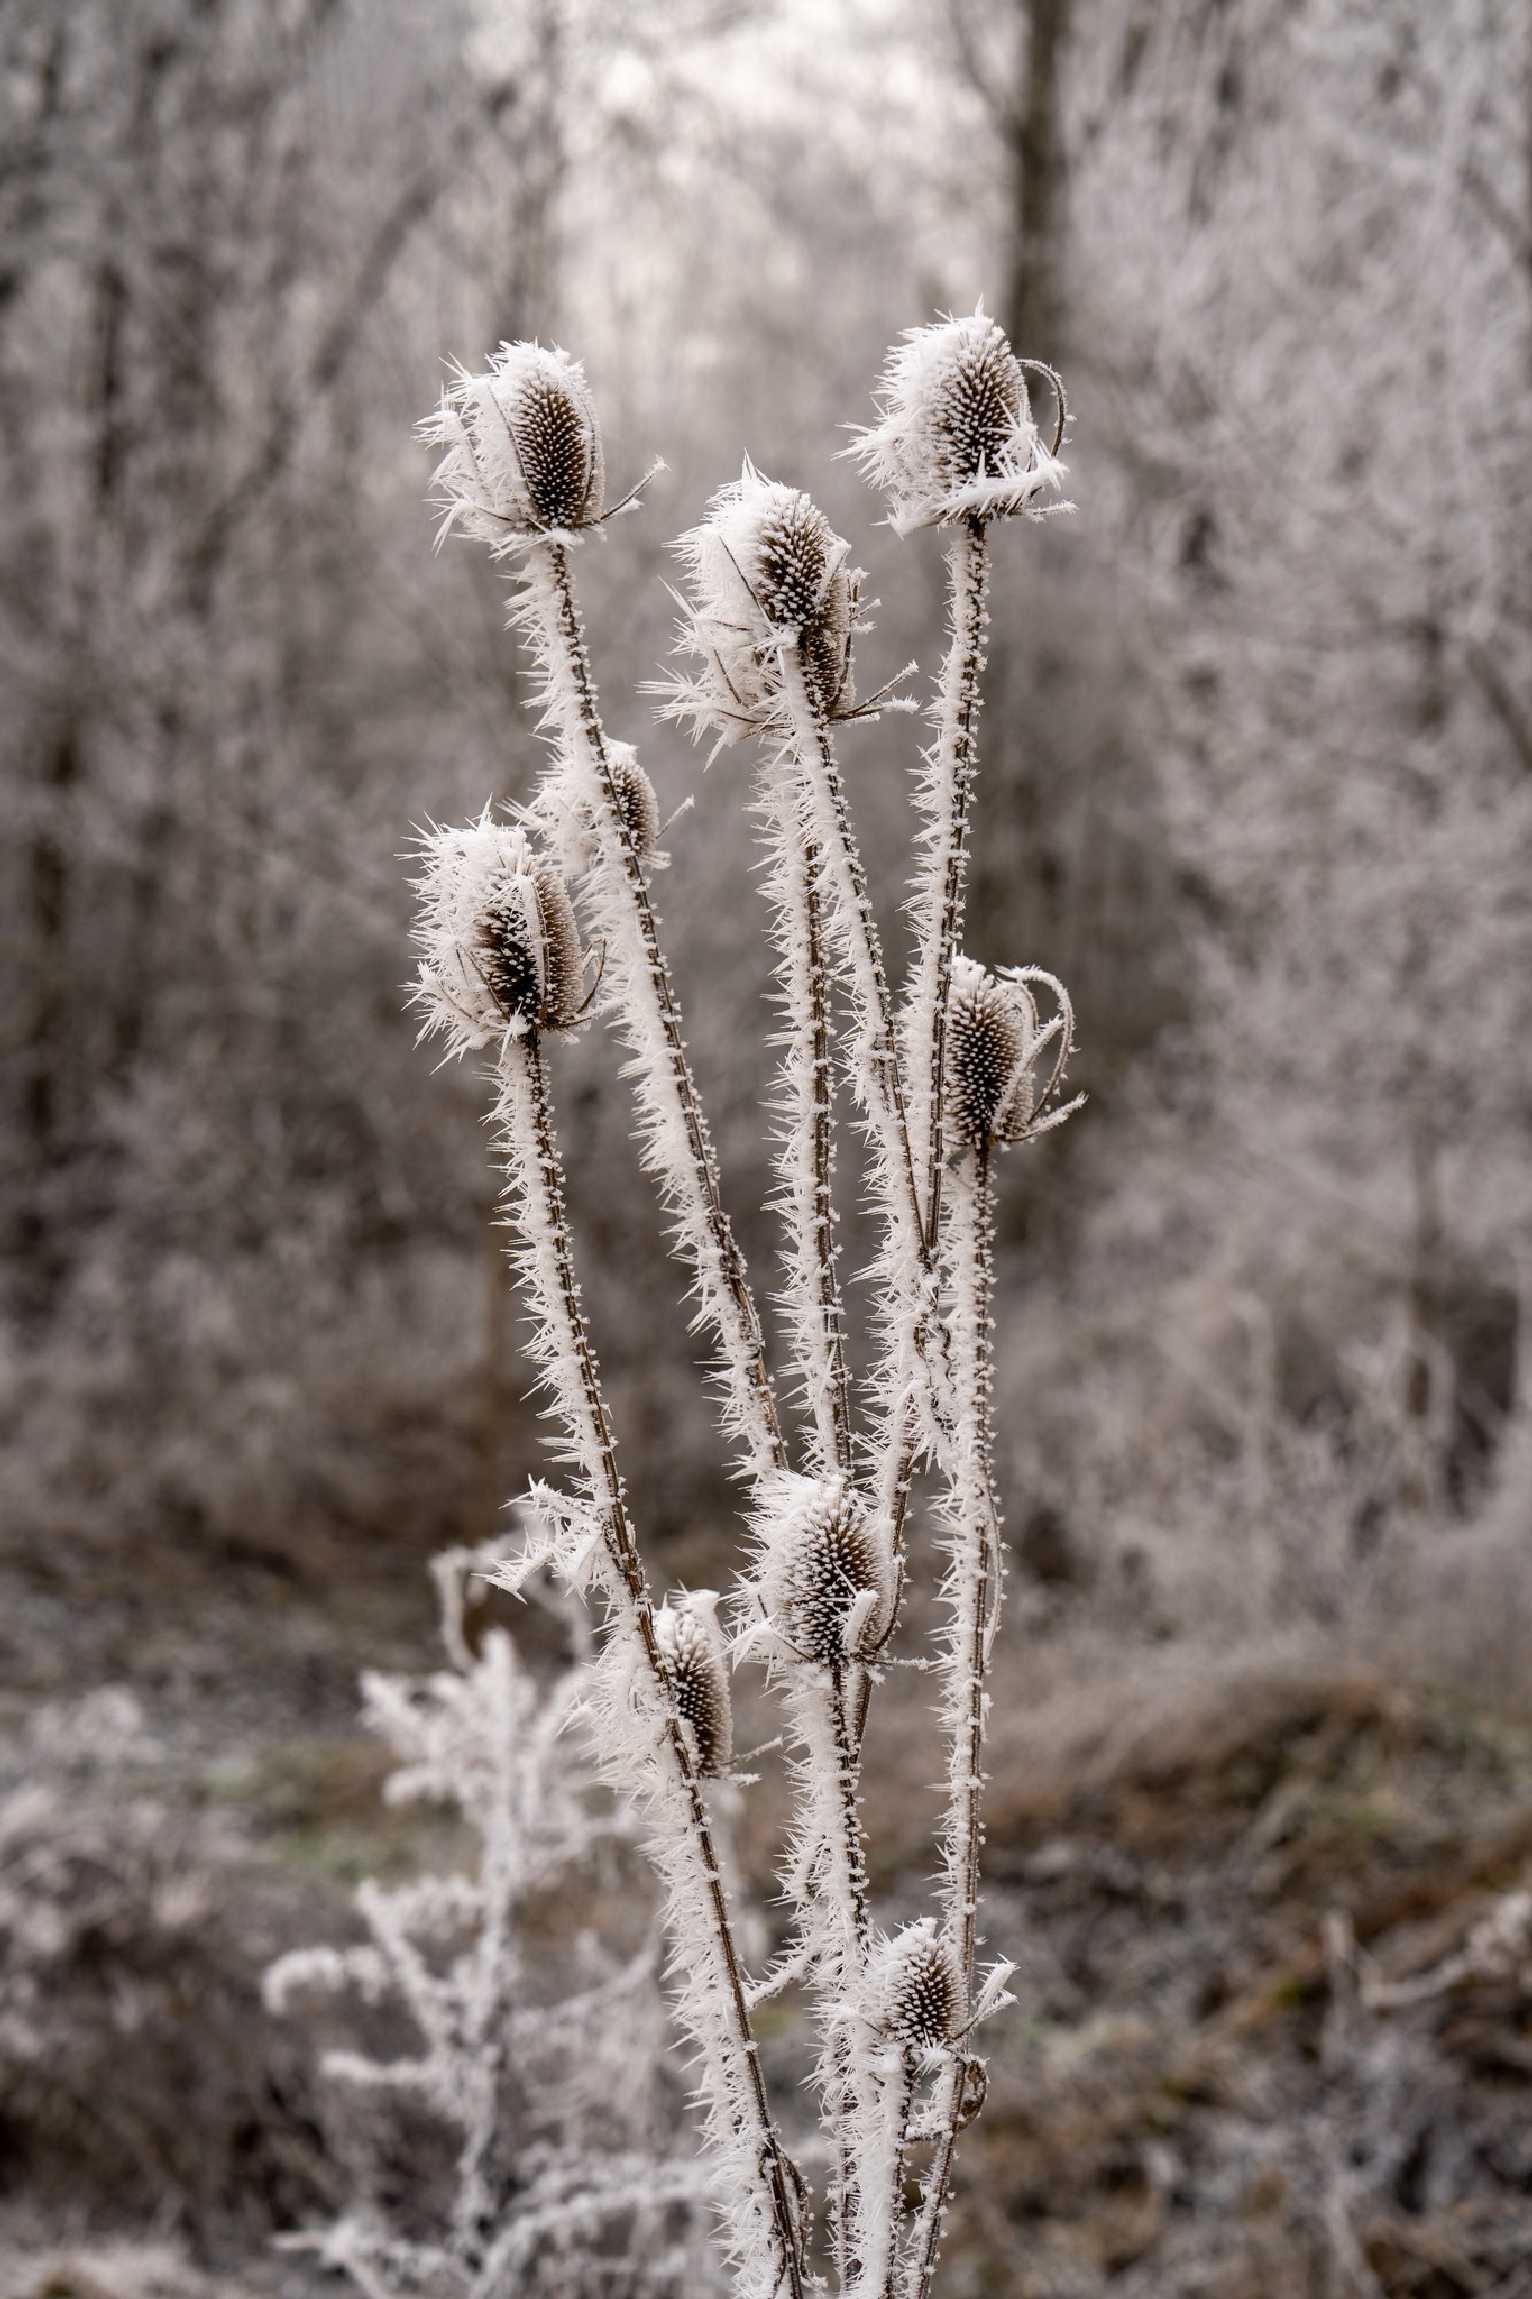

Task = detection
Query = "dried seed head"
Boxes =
[410,813,586,1052]
[947,955,1029,1151]
[946,954,1079,1154]
[655,1591,732,1778]
[851,309,1066,534]
[420,342,605,550]
[875,1922,966,2048]
[474,848,584,1034]
[752,1474,894,1666]
[506,360,604,531]
[606,745,660,863]
[659,462,859,750]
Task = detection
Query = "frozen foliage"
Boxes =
[267,1540,712,2299]
[301,311,1081,2299]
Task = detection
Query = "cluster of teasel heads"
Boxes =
[408,311,1081,2299]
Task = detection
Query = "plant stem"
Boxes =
[502,1030,805,2299]
[777,646,925,1276]
[540,539,786,1480]
[908,518,989,1257]
[904,1145,999,2299]
[854,524,990,1746]
[876,2050,919,2299]
[806,846,854,1476]
[762,756,853,1476]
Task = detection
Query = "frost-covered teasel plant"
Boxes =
[290,312,1081,2299]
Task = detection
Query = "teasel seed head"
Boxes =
[607,744,661,864]
[655,1591,732,1778]
[658,461,859,750]
[750,1473,895,1666]
[410,813,587,1052]
[946,953,1080,1154]
[420,342,605,549]
[850,309,1067,535]
[875,1921,966,2049]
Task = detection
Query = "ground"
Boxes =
[6,1516,1532,2299]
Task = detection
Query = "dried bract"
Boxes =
[851,310,1066,535]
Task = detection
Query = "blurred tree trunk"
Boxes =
[1004,0,1072,362]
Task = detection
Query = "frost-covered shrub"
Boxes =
[267,1542,710,2299]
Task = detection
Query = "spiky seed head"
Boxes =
[607,746,660,863]
[947,954,1030,1151]
[661,462,858,749]
[875,1922,966,2048]
[850,309,1065,534]
[655,1592,732,1778]
[411,813,586,1052]
[753,1474,894,1666]
[420,342,605,550]
[946,955,1082,1153]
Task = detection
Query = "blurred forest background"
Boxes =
[2,2,1531,2294]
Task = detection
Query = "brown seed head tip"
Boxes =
[752,488,840,633]
[947,954,1030,1151]
[655,1592,732,1777]
[507,359,605,531]
[423,344,605,546]
[878,1923,965,2048]
[673,464,859,734]
[765,1475,894,1665]
[854,310,1065,532]
[472,832,585,1035]
[932,323,1026,492]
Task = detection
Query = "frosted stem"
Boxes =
[496,1032,804,2299]
[904,519,990,1254]
[777,646,925,1276]
[874,2051,919,2299]
[782,1660,872,2289]
[760,762,853,1474]
[904,1148,999,2299]
[535,540,785,1479]
[806,850,854,1474]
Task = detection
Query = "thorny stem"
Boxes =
[915,518,989,1257]
[509,1031,805,2299]
[823,1659,872,2291]
[778,645,926,1277]
[827,1662,871,1955]
[543,540,787,1479]
[855,523,989,1745]
[952,1147,998,1986]
[905,1146,999,2299]
[804,838,854,1474]
[877,2051,919,2299]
